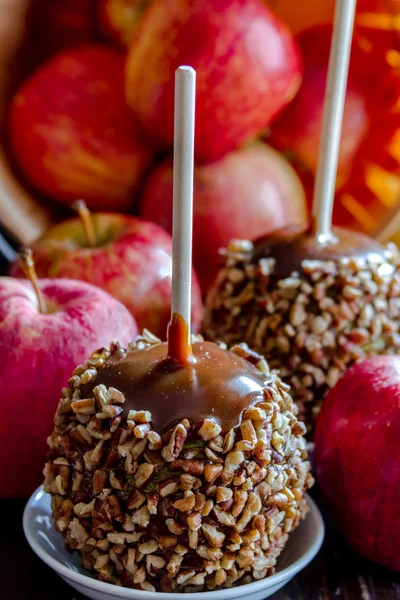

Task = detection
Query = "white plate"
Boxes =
[23,487,324,600]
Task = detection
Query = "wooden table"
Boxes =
[2,487,400,600]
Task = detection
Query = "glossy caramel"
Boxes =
[83,341,268,432]
[252,225,386,278]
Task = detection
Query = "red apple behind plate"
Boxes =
[0,252,138,498]
[314,356,400,571]
[8,45,153,211]
[140,143,307,293]
[125,0,302,162]
[10,208,203,339]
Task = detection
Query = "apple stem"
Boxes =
[73,199,96,247]
[18,249,47,314]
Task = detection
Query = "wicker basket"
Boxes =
[0,0,54,245]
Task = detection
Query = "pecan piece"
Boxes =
[128,409,152,423]
[146,555,166,577]
[139,539,158,554]
[134,463,156,489]
[201,523,225,548]
[232,489,248,518]
[134,423,151,439]
[71,398,96,415]
[235,492,262,533]
[147,492,160,515]
[213,506,235,527]
[158,478,179,497]
[166,519,184,535]
[204,463,223,483]
[108,494,124,522]
[216,486,233,504]
[173,490,196,512]
[171,459,204,475]
[198,418,222,441]
[222,429,235,453]
[107,387,125,404]
[187,511,202,531]
[132,506,150,528]
[157,534,178,549]
[161,423,187,462]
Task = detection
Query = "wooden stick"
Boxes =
[72,199,96,247]
[312,0,357,241]
[170,66,196,346]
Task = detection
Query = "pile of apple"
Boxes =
[9,0,311,293]
[3,0,308,498]
[9,0,400,291]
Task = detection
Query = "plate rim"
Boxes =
[23,486,324,599]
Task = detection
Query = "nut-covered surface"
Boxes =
[203,239,400,430]
[44,334,313,592]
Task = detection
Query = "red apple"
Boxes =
[0,270,138,498]
[125,0,302,162]
[98,0,147,47]
[10,211,203,339]
[314,356,400,571]
[8,45,153,211]
[139,143,308,293]
[270,26,369,189]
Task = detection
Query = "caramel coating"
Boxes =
[252,225,385,277]
[82,340,268,432]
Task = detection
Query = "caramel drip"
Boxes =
[167,312,193,366]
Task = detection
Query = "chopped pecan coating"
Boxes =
[204,240,400,431]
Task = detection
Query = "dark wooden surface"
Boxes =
[2,487,400,600]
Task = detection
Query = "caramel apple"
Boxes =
[204,0,400,431]
[203,226,400,429]
[44,317,313,592]
[44,65,312,594]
